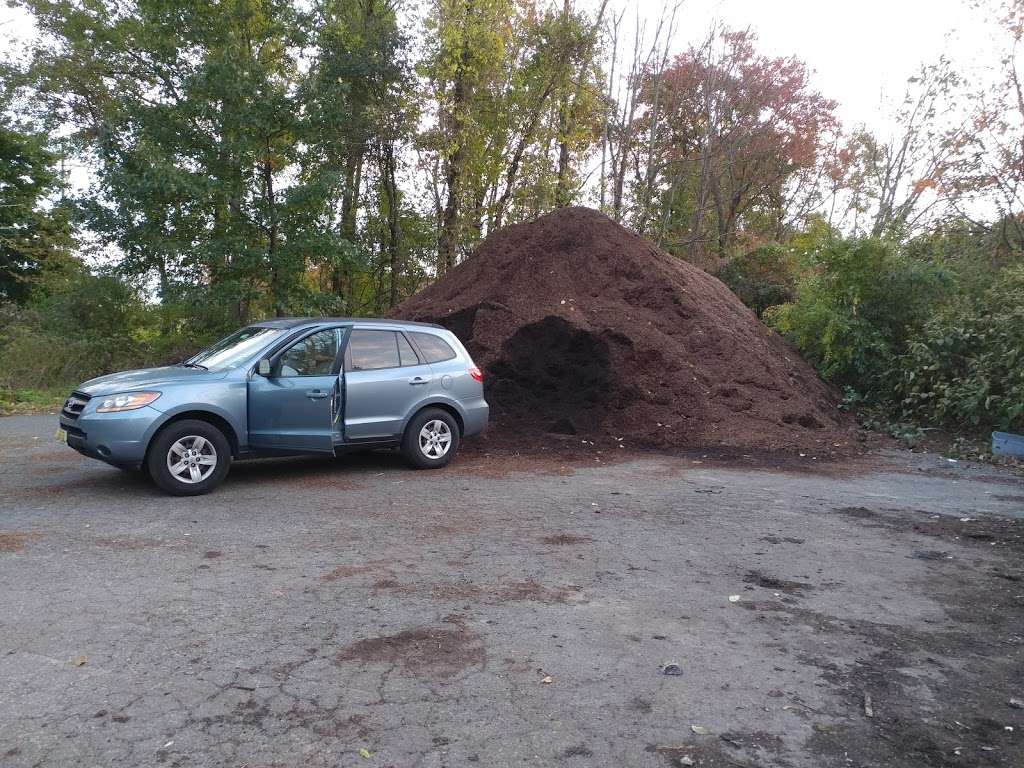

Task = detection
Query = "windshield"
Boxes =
[185,326,286,370]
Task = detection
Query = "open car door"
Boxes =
[247,327,346,453]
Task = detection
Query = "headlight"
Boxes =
[96,392,161,413]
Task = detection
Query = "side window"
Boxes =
[411,332,458,363]
[345,330,402,371]
[397,333,420,367]
[277,329,342,377]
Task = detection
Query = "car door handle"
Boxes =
[408,376,431,385]
[306,390,330,399]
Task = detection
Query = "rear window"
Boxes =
[411,332,457,363]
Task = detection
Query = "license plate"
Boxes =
[56,428,67,444]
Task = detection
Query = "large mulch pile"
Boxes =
[394,207,856,456]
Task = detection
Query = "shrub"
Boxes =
[764,238,952,399]
[716,244,797,317]
[891,266,1024,433]
[0,274,150,390]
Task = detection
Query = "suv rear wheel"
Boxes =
[147,420,231,496]
[401,408,461,469]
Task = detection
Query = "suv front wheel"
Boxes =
[401,408,461,469]
[147,419,232,496]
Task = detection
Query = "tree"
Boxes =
[24,0,414,323]
[947,0,1024,250]
[842,59,965,240]
[301,0,412,306]
[629,27,838,261]
[0,117,76,303]
[419,0,606,269]
[419,0,513,273]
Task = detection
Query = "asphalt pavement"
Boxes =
[1,414,1023,767]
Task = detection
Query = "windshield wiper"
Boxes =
[178,362,208,370]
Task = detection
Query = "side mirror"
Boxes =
[257,358,271,376]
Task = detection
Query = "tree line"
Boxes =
[1,0,1022,439]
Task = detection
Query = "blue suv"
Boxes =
[57,318,489,495]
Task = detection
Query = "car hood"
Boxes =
[76,366,229,397]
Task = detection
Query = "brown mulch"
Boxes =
[395,207,858,456]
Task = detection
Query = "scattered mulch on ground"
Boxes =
[799,507,1024,767]
[0,532,43,553]
[743,570,813,594]
[429,579,578,605]
[334,627,484,678]
[541,534,593,546]
[395,207,858,456]
[321,562,389,582]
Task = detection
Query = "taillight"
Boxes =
[468,367,483,382]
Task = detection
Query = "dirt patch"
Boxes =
[0,532,44,553]
[541,534,593,546]
[836,505,877,518]
[90,536,163,551]
[430,579,579,605]
[322,562,390,581]
[334,627,484,678]
[761,535,805,545]
[395,207,857,457]
[743,570,813,594]
[447,449,582,479]
[560,743,594,758]
[780,508,1024,767]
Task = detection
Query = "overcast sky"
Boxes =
[0,0,1006,144]
[619,0,1003,133]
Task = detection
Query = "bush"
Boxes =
[0,274,153,390]
[716,244,797,317]
[764,238,952,399]
[891,266,1024,433]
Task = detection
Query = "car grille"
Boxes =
[61,392,91,421]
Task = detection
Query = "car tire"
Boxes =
[401,408,461,469]
[147,419,232,496]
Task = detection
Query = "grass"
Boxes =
[0,387,68,416]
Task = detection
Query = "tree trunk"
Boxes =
[332,149,364,301]
[438,29,471,274]
[380,142,401,308]
[262,139,282,316]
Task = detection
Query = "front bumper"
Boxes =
[59,406,163,469]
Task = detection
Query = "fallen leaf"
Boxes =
[71,655,87,667]
[358,747,372,759]
[541,676,553,684]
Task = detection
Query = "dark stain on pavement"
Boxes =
[542,534,593,546]
[335,626,484,678]
[744,570,813,594]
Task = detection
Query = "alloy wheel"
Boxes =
[418,419,452,459]
[166,435,218,484]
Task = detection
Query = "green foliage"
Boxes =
[0,119,76,303]
[891,266,1024,433]
[25,0,416,323]
[769,228,1023,436]
[0,387,66,416]
[716,244,797,316]
[0,274,153,389]
[765,238,952,395]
